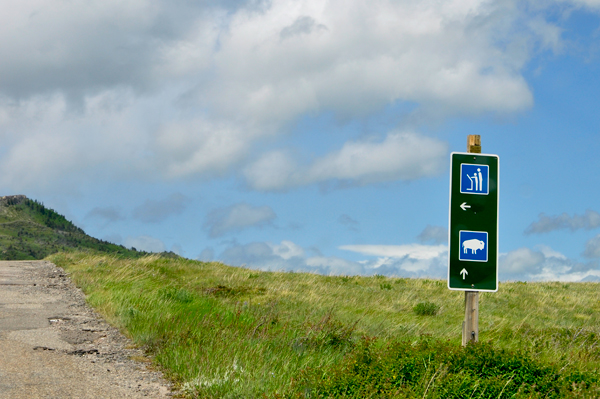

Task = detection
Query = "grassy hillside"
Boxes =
[49,251,600,398]
[0,195,151,260]
[5,197,595,397]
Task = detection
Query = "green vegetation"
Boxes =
[0,195,159,259]
[3,194,594,396]
[413,301,440,316]
[48,252,600,398]
[293,339,598,398]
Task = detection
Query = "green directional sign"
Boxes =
[448,152,499,292]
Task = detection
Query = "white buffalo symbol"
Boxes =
[462,239,485,254]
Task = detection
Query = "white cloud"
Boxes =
[244,132,448,190]
[341,242,449,277]
[500,247,545,276]
[218,240,600,282]
[340,244,447,260]
[270,240,306,260]
[532,265,600,283]
[370,256,448,276]
[210,0,535,123]
[499,246,600,281]
[0,90,148,191]
[219,240,354,274]
[536,244,567,260]
[306,133,447,184]
[152,118,256,179]
[124,235,166,253]
[0,1,164,98]
[204,203,277,238]
[242,151,299,192]
[528,16,564,54]
[219,240,447,277]
[0,0,576,191]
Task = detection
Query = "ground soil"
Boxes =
[0,260,177,398]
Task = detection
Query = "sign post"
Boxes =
[448,135,499,345]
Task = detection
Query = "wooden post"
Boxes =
[467,135,481,153]
[463,134,480,346]
[462,291,479,346]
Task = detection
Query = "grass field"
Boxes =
[48,251,600,398]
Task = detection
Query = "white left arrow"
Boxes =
[460,268,468,280]
[460,202,471,211]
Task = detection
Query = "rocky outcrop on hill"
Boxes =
[0,195,27,206]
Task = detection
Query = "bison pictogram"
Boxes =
[462,239,485,254]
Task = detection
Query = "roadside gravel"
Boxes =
[0,260,177,398]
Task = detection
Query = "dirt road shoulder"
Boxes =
[0,260,174,398]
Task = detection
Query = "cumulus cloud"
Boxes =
[0,90,150,191]
[499,248,545,279]
[525,210,600,234]
[0,0,568,191]
[340,243,449,277]
[152,118,255,179]
[340,244,447,260]
[220,239,448,277]
[204,203,277,238]
[536,244,568,260]
[124,235,166,253]
[133,193,189,223]
[209,0,536,124]
[280,16,329,39]
[217,238,600,282]
[499,245,600,281]
[219,240,365,275]
[244,132,448,190]
[271,240,306,259]
[0,2,159,99]
[241,151,298,192]
[584,234,600,258]
[306,133,447,185]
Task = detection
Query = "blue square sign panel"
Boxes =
[459,230,488,262]
[460,164,489,195]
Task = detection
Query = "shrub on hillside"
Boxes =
[289,339,600,398]
[413,301,440,316]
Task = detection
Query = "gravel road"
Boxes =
[0,260,175,398]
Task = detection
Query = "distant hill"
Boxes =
[0,195,162,260]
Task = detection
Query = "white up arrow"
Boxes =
[460,202,471,211]
[460,268,468,280]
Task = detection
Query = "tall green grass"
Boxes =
[48,252,600,398]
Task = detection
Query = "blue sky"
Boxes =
[1,0,600,281]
